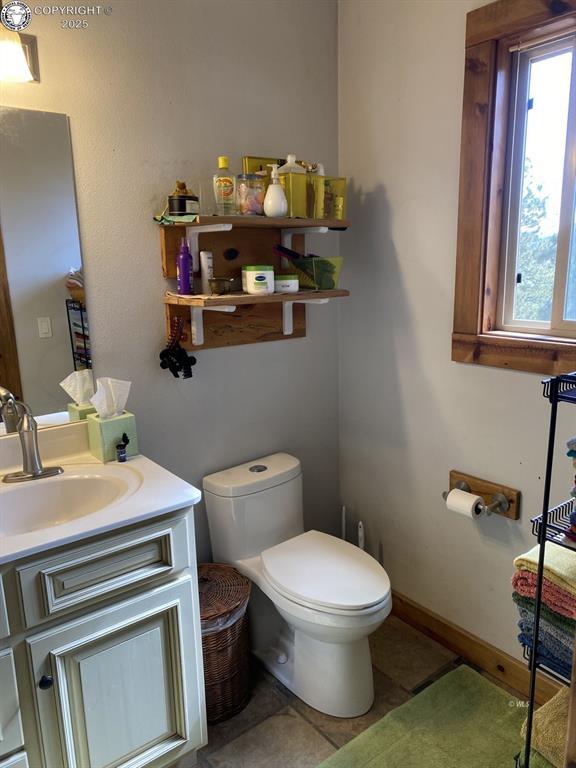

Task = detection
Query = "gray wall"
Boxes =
[3,0,341,559]
[338,0,576,658]
[4,0,560,660]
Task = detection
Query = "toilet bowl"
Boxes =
[203,453,392,718]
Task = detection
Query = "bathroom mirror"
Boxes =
[0,106,91,432]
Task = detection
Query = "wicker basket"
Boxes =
[198,563,251,724]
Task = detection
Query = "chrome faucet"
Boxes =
[2,402,63,483]
[0,386,19,434]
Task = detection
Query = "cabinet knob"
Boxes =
[38,674,54,690]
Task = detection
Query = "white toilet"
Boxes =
[203,453,392,718]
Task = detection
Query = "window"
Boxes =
[500,36,576,337]
[452,0,576,375]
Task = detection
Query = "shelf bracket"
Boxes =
[191,305,237,347]
[280,227,329,263]
[282,299,330,336]
[185,223,233,267]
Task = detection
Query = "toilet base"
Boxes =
[255,624,375,718]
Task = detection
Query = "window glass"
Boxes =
[514,50,572,322]
[566,195,576,320]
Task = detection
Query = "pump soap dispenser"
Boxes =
[264,164,288,217]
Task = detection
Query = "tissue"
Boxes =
[60,370,94,405]
[90,378,131,420]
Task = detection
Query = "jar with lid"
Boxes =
[236,173,265,215]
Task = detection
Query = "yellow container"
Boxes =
[309,176,347,219]
[279,172,307,218]
[242,156,285,176]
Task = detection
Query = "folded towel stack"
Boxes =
[512,544,576,681]
[521,687,569,768]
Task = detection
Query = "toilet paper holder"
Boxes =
[442,481,510,517]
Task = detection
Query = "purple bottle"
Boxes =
[177,238,192,295]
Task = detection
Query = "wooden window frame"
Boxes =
[453,0,576,375]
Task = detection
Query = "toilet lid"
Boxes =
[261,530,390,611]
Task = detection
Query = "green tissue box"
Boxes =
[87,411,139,463]
[68,403,96,422]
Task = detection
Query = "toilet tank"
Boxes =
[203,453,304,563]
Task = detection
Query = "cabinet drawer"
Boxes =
[0,754,28,768]
[0,649,24,759]
[17,515,190,628]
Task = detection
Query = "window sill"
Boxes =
[452,332,576,375]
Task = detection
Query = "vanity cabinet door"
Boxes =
[27,577,206,768]
[0,649,25,759]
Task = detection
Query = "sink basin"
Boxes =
[0,465,142,536]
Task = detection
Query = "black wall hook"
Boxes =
[160,318,197,379]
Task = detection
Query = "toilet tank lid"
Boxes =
[203,453,301,497]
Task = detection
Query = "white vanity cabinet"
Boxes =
[0,508,206,768]
[27,577,202,768]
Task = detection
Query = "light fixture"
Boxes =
[0,26,33,82]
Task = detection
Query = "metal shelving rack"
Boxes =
[517,372,576,768]
[65,299,92,371]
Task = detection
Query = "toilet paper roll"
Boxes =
[446,488,483,518]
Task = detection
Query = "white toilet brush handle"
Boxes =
[358,521,365,550]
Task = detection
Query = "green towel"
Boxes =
[514,544,576,596]
[513,591,576,632]
[153,213,200,225]
[521,687,569,768]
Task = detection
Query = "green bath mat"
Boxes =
[318,666,552,768]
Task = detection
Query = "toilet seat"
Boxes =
[260,530,391,614]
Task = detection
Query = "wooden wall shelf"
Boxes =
[164,289,349,308]
[159,216,350,231]
[158,215,350,351]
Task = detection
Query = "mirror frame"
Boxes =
[0,230,22,399]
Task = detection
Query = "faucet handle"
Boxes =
[2,400,63,483]
[13,402,36,432]
[0,385,16,404]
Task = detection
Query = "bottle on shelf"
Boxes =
[277,154,305,175]
[176,237,192,295]
[264,164,288,217]
[213,155,236,215]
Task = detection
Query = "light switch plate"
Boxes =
[37,317,52,338]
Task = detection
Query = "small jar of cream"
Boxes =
[243,265,274,295]
[274,274,299,294]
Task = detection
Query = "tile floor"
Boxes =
[196,616,525,768]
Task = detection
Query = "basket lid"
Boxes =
[198,563,251,623]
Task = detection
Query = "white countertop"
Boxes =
[0,452,202,565]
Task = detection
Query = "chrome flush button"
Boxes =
[249,465,267,473]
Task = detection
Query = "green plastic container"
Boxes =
[292,257,343,291]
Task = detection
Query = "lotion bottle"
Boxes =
[264,164,288,217]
